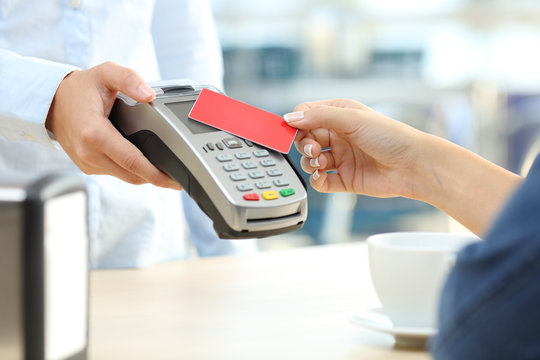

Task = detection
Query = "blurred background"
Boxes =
[208,0,540,250]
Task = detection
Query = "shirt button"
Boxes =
[69,0,82,9]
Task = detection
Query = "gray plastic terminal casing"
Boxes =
[109,80,307,239]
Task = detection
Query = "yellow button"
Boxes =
[262,191,279,200]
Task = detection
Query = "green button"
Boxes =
[280,188,295,197]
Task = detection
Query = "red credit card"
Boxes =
[188,88,297,153]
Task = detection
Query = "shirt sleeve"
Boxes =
[151,0,224,90]
[431,154,540,359]
[0,48,78,147]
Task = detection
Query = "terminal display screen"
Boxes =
[166,101,219,134]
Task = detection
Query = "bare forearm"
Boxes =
[413,133,523,236]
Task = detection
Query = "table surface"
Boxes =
[89,242,431,360]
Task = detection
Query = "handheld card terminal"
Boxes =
[109,80,308,239]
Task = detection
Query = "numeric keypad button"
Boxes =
[266,168,283,177]
[216,154,233,162]
[273,178,290,187]
[242,161,258,169]
[248,170,265,179]
[235,152,251,160]
[230,173,247,181]
[255,181,272,189]
[236,183,254,192]
[260,159,276,167]
[223,164,240,172]
[253,150,270,157]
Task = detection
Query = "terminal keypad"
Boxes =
[215,139,295,201]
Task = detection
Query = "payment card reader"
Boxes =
[109,80,307,239]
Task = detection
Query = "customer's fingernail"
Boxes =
[284,111,304,123]
[310,157,320,168]
[304,144,313,158]
[137,83,155,99]
[312,169,320,181]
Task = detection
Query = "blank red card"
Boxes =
[188,88,297,153]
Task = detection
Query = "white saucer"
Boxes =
[349,308,436,348]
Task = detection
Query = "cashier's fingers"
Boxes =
[108,143,182,190]
[95,121,182,190]
[108,162,181,190]
[87,154,149,186]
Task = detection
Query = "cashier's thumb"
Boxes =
[96,62,155,103]
[284,106,361,134]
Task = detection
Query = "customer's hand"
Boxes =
[284,99,422,199]
[45,62,181,190]
[285,98,523,236]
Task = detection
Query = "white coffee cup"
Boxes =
[367,232,479,329]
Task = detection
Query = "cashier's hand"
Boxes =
[284,99,422,199]
[45,62,182,190]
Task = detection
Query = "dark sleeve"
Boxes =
[430,154,540,360]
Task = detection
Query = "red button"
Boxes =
[243,193,259,201]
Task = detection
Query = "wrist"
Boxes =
[45,70,77,135]
[45,97,56,133]
[409,133,454,205]
[411,133,523,235]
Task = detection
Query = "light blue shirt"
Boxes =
[0,0,257,268]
